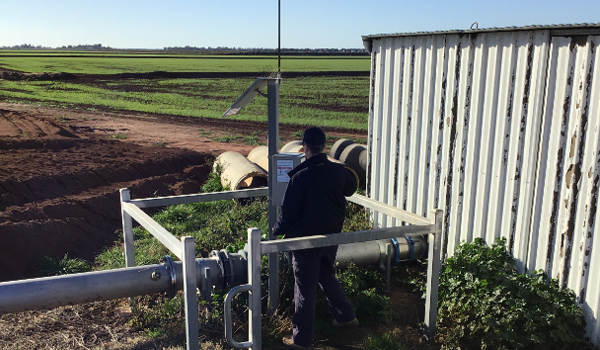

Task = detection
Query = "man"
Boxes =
[274,127,359,350]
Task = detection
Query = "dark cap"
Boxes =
[302,127,326,146]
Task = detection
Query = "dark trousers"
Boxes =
[291,245,356,347]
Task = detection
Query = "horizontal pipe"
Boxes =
[0,234,428,315]
[0,256,230,315]
[0,263,181,314]
[336,240,384,266]
[327,235,427,267]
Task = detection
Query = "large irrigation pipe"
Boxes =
[280,140,303,153]
[246,145,269,172]
[251,141,360,188]
[328,139,368,188]
[339,143,367,188]
[329,138,355,160]
[215,151,268,190]
[0,236,426,315]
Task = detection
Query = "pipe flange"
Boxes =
[160,255,177,297]
[209,249,235,291]
[218,250,234,290]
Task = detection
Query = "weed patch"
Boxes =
[437,237,592,349]
[108,133,128,140]
[37,253,91,276]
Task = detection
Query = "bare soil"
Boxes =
[0,102,437,349]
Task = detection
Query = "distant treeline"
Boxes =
[2,43,110,51]
[1,44,368,56]
[162,46,368,56]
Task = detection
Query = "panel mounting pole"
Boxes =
[222,77,282,315]
[267,78,281,315]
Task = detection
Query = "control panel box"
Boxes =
[271,153,304,206]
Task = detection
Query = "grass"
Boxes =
[0,51,369,130]
[212,135,242,143]
[0,76,369,130]
[364,332,405,350]
[36,253,91,277]
[108,133,128,140]
[212,131,264,145]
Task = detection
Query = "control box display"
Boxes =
[271,153,304,206]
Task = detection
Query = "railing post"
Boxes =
[182,236,199,350]
[424,209,443,338]
[248,228,262,349]
[120,188,135,268]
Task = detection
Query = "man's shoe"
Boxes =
[332,317,359,328]
[282,335,312,349]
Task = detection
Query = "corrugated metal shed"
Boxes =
[363,23,600,344]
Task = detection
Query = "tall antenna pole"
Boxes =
[278,0,281,77]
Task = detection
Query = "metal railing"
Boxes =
[119,187,268,350]
[120,188,442,350]
[225,209,443,349]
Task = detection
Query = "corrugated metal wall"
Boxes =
[367,29,600,343]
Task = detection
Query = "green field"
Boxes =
[0,52,370,130]
[0,53,369,74]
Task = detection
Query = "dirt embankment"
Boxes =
[0,107,219,281]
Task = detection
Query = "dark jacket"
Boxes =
[272,153,357,239]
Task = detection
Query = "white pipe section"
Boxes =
[329,138,355,160]
[215,151,268,190]
[280,140,303,153]
[246,145,269,172]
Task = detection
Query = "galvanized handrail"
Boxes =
[224,284,253,349]
[119,187,268,350]
[260,224,435,254]
[129,188,269,208]
[228,210,443,349]
[348,193,432,226]
[120,187,442,350]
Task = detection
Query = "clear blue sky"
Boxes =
[2,0,599,49]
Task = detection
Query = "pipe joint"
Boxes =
[160,255,178,297]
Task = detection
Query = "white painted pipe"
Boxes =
[247,142,360,187]
[339,143,367,187]
[246,145,269,172]
[215,151,268,190]
[329,138,355,160]
[280,140,303,153]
